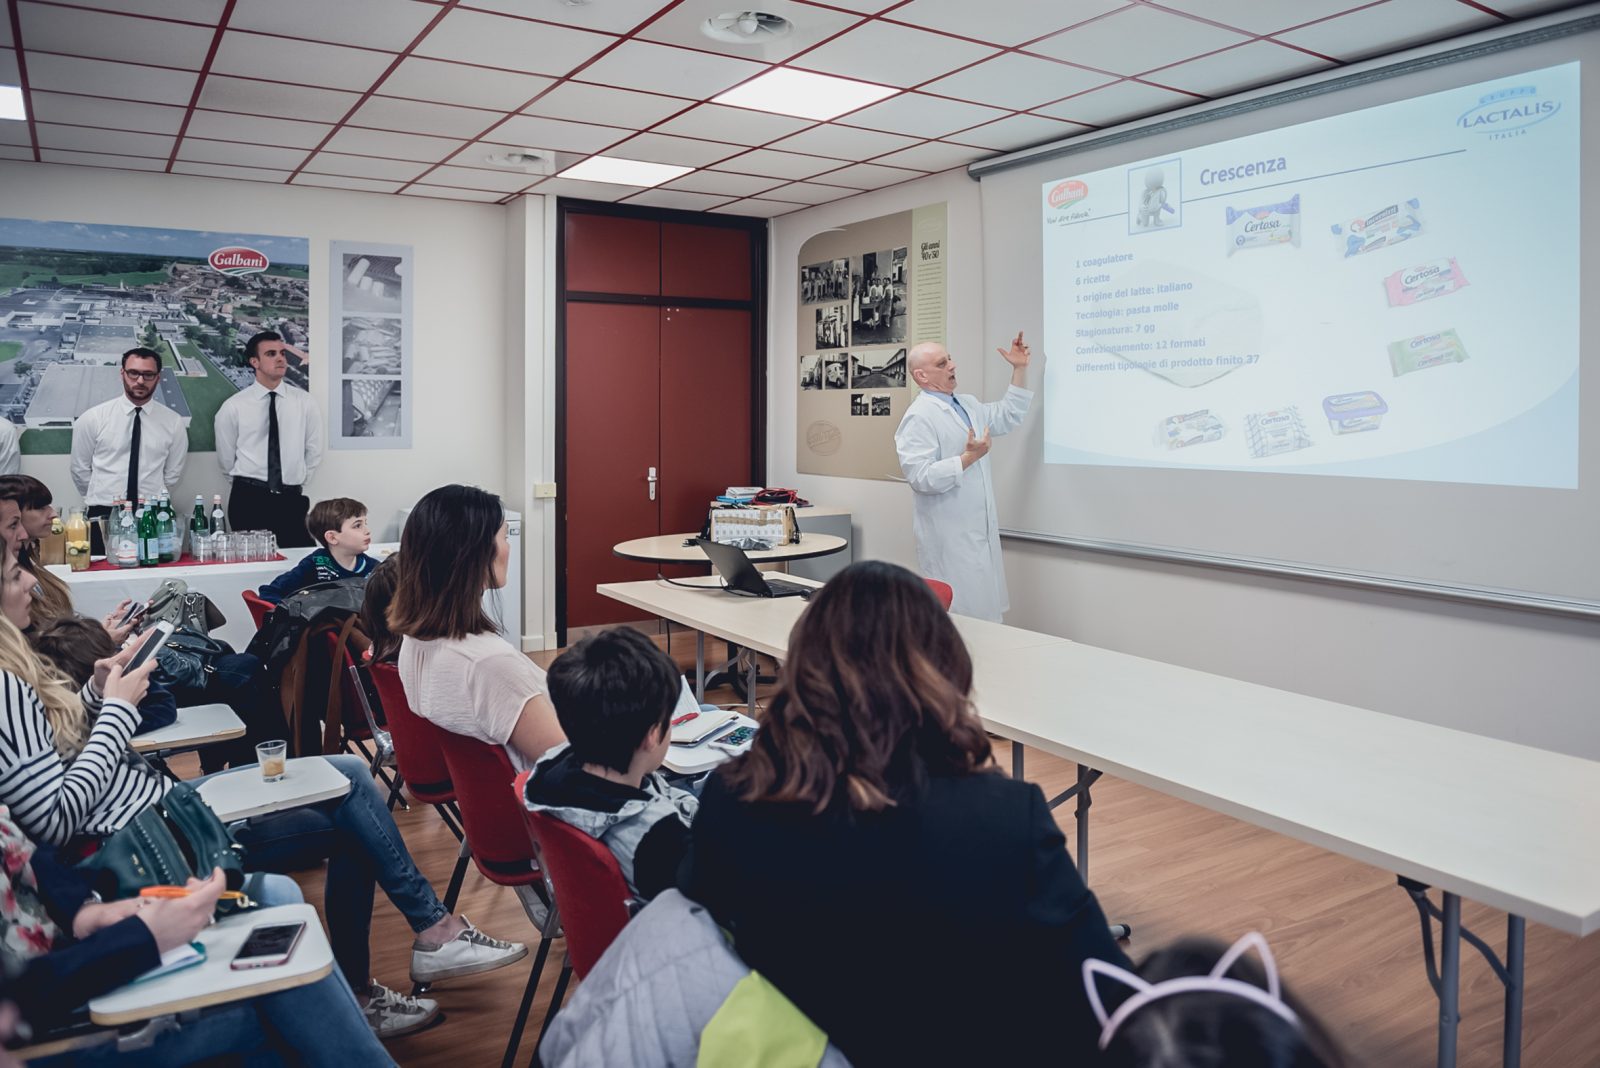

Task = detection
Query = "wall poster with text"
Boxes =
[329,241,411,450]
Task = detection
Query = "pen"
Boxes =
[671,711,698,727]
[139,886,251,901]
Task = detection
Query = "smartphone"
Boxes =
[118,600,149,628]
[230,921,306,970]
[711,725,758,750]
[124,620,175,673]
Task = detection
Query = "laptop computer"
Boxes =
[696,538,814,599]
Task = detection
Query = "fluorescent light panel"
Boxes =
[0,86,25,123]
[557,155,692,187]
[713,68,898,121]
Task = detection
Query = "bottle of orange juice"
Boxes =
[65,509,90,572]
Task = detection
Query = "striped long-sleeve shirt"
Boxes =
[0,672,169,846]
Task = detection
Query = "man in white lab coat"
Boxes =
[894,333,1033,621]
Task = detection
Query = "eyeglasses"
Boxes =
[123,370,159,382]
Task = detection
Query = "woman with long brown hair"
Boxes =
[679,560,1130,1066]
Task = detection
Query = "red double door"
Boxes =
[561,208,762,630]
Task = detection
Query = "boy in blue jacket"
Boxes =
[259,497,379,605]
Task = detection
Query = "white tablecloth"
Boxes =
[61,543,401,652]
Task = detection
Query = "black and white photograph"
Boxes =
[342,378,403,438]
[850,347,908,388]
[850,247,908,345]
[815,305,847,350]
[822,352,849,389]
[341,253,404,315]
[341,317,403,375]
[331,240,412,449]
[850,392,869,417]
[799,354,823,391]
[800,258,849,304]
[871,393,893,416]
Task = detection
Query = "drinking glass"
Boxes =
[256,740,287,783]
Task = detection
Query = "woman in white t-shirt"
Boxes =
[390,485,565,770]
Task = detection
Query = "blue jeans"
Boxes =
[32,877,393,1068]
[194,755,448,990]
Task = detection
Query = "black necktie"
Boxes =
[267,391,283,492]
[126,407,142,503]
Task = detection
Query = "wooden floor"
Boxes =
[233,629,1598,1067]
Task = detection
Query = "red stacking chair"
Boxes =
[369,662,469,910]
[241,589,275,629]
[924,578,954,611]
[435,732,557,1068]
[518,779,634,1047]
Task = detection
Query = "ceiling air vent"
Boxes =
[701,10,793,45]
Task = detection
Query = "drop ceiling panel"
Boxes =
[525,82,690,128]
[28,93,186,135]
[884,0,1129,46]
[489,113,627,154]
[1276,1,1502,62]
[404,184,505,202]
[24,54,198,106]
[185,110,334,150]
[413,8,614,76]
[1027,6,1250,75]
[769,123,919,160]
[378,57,554,111]
[922,53,1113,111]
[1150,0,1371,36]
[228,0,440,51]
[577,40,765,98]
[299,151,432,182]
[871,139,987,172]
[291,173,404,193]
[197,76,361,123]
[179,138,303,168]
[1033,79,1200,126]
[417,163,542,192]
[838,92,1008,139]
[607,131,740,167]
[323,125,465,162]
[40,149,166,170]
[623,188,735,211]
[527,176,643,201]
[709,147,841,180]
[815,160,922,189]
[19,4,217,69]
[350,95,501,139]
[211,33,397,91]
[173,161,293,182]
[710,197,806,217]
[662,169,785,197]
[793,21,999,88]
[759,180,858,205]
[1151,40,1334,98]
[949,113,1089,152]
[465,0,670,35]
[0,145,39,161]
[49,0,226,21]
[652,103,812,146]
[0,123,36,147]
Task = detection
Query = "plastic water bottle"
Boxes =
[114,501,139,569]
[156,492,177,563]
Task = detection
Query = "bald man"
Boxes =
[893,333,1033,621]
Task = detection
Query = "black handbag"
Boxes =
[157,630,232,690]
[76,756,252,917]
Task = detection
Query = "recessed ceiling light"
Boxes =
[713,68,898,121]
[558,155,693,187]
[0,86,25,123]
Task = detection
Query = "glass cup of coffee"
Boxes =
[257,740,288,783]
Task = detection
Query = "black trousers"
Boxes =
[228,479,314,548]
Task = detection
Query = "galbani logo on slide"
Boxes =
[208,246,270,276]
[1047,180,1088,208]
[1456,85,1560,139]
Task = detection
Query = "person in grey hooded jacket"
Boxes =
[524,626,698,900]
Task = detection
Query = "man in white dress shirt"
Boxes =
[893,333,1033,622]
[215,331,322,547]
[70,346,188,553]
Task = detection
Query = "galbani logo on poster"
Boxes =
[208,246,269,276]
[1047,180,1088,208]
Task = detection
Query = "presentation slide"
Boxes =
[1040,62,1579,488]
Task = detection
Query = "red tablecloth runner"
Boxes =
[82,553,286,573]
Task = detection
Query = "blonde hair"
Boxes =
[0,570,88,756]
[20,548,73,627]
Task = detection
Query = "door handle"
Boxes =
[647,466,657,502]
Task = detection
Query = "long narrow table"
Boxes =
[597,577,1600,1068]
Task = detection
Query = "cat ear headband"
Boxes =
[1082,931,1300,1050]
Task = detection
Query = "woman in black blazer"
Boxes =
[679,560,1131,1066]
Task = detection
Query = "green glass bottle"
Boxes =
[137,500,160,567]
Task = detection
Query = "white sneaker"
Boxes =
[410,917,528,983]
[363,982,440,1039]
